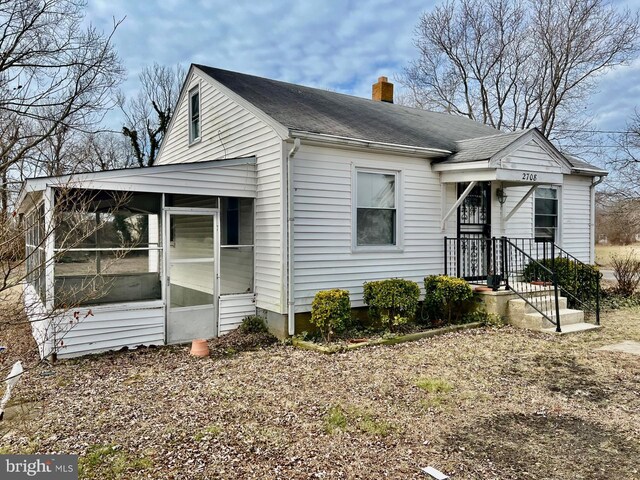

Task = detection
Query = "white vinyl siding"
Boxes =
[499,138,565,174]
[292,145,443,312]
[49,301,164,359]
[500,186,536,238]
[219,293,256,334]
[156,70,284,314]
[561,175,592,262]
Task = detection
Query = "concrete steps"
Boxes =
[507,294,590,332]
[541,323,601,334]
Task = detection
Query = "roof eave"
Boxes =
[288,130,451,158]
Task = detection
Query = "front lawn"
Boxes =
[1,310,639,479]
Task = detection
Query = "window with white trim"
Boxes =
[356,170,397,246]
[534,187,558,241]
[189,86,200,143]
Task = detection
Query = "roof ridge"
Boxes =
[192,63,503,123]
[455,128,532,144]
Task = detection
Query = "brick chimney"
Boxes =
[372,76,394,103]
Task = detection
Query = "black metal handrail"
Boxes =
[502,238,600,325]
[444,236,605,331]
[501,237,562,331]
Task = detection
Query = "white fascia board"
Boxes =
[289,130,451,158]
[439,169,497,183]
[195,66,290,141]
[432,160,490,172]
[569,167,609,176]
[17,157,258,205]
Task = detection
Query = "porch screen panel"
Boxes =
[25,205,46,302]
[220,198,254,295]
[53,192,162,306]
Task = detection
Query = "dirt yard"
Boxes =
[1,310,639,479]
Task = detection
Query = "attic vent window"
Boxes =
[189,86,200,143]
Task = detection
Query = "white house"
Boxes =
[18,65,607,358]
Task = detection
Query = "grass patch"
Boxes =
[415,377,453,394]
[324,405,394,436]
[595,243,640,267]
[79,444,153,480]
[324,405,348,433]
[194,424,222,441]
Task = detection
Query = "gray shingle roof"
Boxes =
[194,64,497,152]
[194,64,606,175]
[445,130,532,163]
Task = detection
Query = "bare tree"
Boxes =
[0,0,125,218]
[604,109,640,204]
[400,0,640,140]
[120,63,185,167]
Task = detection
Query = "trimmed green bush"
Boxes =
[423,275,474,325]
[311,289,351,342]
[522,257,600,307]
[362,278,420,330]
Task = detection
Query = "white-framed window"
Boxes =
[534,187,558,241]
[188,86,200,143]
[355,169,398,247]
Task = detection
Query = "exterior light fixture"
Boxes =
[496,187,508,205]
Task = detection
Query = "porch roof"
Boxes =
[433,128,607,183]
[17,157,257,214]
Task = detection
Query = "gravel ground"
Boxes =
[1,309,639,479]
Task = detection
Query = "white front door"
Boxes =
[166,210,218,344]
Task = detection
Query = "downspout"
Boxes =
[287,138,301,336]
[589,175,605,264]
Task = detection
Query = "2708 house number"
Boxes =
[522,172,538,181]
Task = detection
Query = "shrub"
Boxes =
[423,275,474,325]
[362,278,420,330]
[310,289,351,342]
[522,257,601,307]
[610,251,640,297]
[238,315,268,334]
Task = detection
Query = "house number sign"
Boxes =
[521,172,538,181]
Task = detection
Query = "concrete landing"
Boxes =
[596,340,640,356]
[541,323,601,335]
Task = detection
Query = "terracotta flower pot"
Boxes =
[190,339,210,357]
[474,286,493,292]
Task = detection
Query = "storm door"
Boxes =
[166,210,218,344]
[457,182,492,280]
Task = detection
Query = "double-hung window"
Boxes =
[534,187,558,241]
[189,86,200,143]
[355,170,397,247]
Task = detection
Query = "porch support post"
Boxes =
[43,185,55,311]
[504,185,537,222]
[441,181,476,230]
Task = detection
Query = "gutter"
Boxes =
[289,130,450,157]
[286,138,301,336]
[589,175,606,264]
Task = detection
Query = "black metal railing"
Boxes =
[505,238,600,325]
[502,237,561,330]
[444,236,602,329]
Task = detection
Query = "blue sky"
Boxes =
[88,0,640,139]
